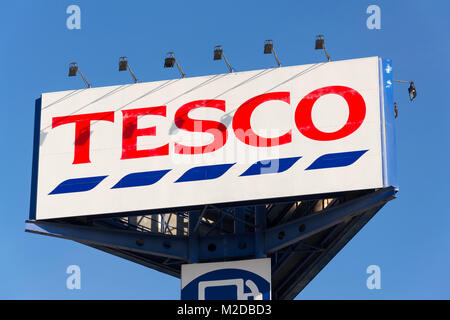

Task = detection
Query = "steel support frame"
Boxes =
[25,220,189,260]
[25,187,395,264]
[265,187,395,254]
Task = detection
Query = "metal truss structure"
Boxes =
[25,187,395,300]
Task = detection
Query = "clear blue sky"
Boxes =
[1,0,449,299]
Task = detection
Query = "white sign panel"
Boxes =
[31,56,396,220]
[181,258,271,300]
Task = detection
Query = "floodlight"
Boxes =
[264,40,273,54]
[408,81,417,101]
[315,35,325,50]
[164,52,185,78]
[68,62,91,88]
[118,56,138,83]
[263,40,281,67]
[164,52,175,68]
[214,46,223,60]
[119,56,128,71]
[315,35,330,62]
[213,45,234,73]
[68,62,78,77]
[394,80,417,102]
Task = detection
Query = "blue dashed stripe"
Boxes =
[49,150,368,194]
[175,163,235,183]
[240,156,301,176]
[306,150,368,170]
[112,170,171,189]
[49,175,107,195]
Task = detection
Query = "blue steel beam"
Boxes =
[265,187,396,254]
[192,206,208,234]
[25,220,188,260]
[197,232,255,260]
[234,208,245,234]
[210,205,255,228]
[197,188,394,259]
[188,211,200,263]
[25,188,395,265]
[255,205,266,258]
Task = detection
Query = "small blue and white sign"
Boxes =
[181,258,271,300]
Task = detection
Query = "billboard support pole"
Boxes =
[234,208,245,234]
[188,211,200,263]
[255,205,267,258]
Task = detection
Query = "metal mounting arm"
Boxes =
[77,69,91,88]
[25,220,188,260]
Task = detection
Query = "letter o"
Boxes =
[295,86,366,141]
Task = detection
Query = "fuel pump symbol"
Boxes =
[198,278,263,300]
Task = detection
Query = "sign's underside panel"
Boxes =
[33,56,391,220]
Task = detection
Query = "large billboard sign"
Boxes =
[30,56,396,220]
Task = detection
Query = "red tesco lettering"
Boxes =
[51,86,366,164]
